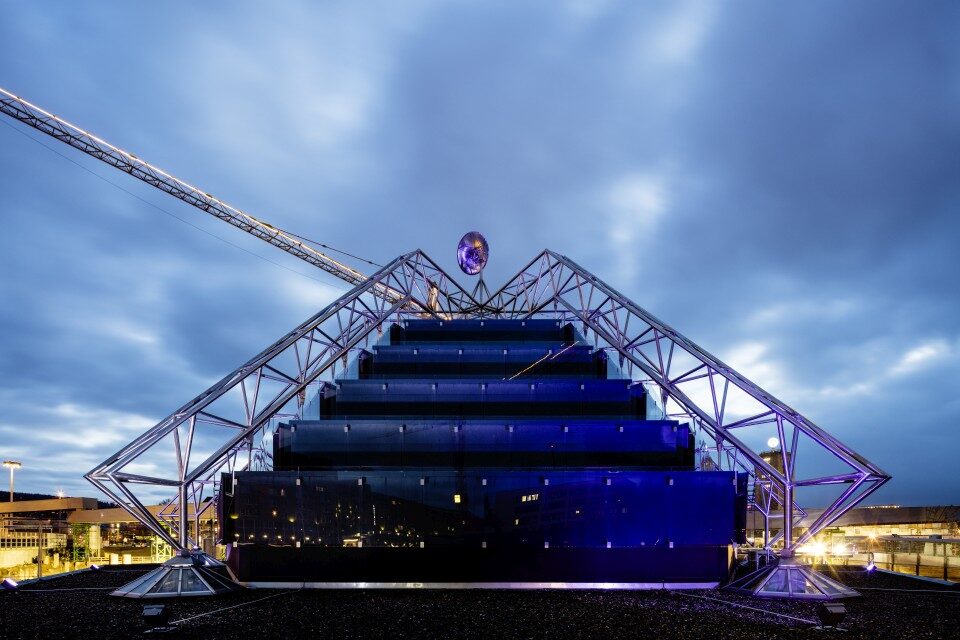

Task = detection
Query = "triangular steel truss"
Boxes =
[87,249,889,554]
[86,251,482,547]
[481,250,890,552]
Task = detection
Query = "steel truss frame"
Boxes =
[0,87,390,295]
[86,251,481,548]
[87,249,888,554]
[482,250,890,552]
[2,86,888,556]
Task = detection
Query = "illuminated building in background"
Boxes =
[747,505,960,582]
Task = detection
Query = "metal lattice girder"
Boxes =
[480,250,890,552]
[3,86,886,555]
[86,251,481,548]
[0,87,401,298]
[85,248,887,554]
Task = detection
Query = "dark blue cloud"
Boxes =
[0,1,957,504]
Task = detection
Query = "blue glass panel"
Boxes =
[275,419,692,469]
[221,469,738,549]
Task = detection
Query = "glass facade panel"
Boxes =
[122,568,165,595]
[759,568,790,594]
[148,569,181,594]
[788,568,819,595]
[180,569,208,593]
[222,468,738,549]
[274,418,693,470]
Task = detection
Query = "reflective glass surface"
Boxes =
[149,569,182,594]
[180,569,208,593]
[222,468,738,549]
[120,567,164,595]
[222,319,746,569]
[759,568,790,593]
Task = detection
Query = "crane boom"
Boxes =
[0,87,382,293]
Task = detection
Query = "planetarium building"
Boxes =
[219,318,748,586]
[0,83,891,598]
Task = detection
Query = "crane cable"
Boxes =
[0,87,380,286]
[284,230,383,268]
[0,115,360,292]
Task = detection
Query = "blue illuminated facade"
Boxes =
[221,319,747,584]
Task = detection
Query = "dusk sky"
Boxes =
[0,2,957,505]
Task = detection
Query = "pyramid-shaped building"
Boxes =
[219,319,748,586]
[89,249,889,598]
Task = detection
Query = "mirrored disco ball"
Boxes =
[457,231,489,275]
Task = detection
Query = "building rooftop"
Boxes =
[66,502,216,525]
[0,497,98,515]
[747,505,960,530]
[2,564,957,638]
[0,496,214,524]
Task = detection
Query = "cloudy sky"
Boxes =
[0,2,957,505]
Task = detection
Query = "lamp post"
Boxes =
[3,460,22,502]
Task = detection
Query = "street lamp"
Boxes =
[3,460,22,502]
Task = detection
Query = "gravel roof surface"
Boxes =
[2,564,957,639]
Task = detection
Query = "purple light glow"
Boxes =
[457,231,489,275]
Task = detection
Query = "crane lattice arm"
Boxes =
[0,86,391,296]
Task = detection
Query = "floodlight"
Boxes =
[142,604,169,628]
[815,602,847,629]
[3,460,22,502]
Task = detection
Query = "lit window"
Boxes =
[521,496,527,502]
[453,494,461,504]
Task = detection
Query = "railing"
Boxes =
[0,531,67,549]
